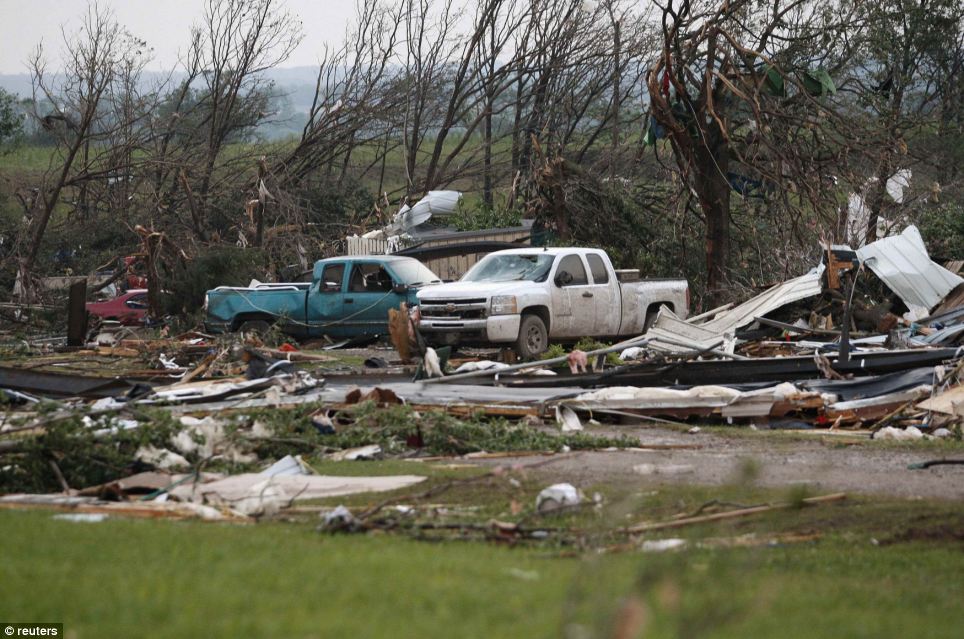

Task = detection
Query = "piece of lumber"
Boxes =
[171,352,218,386]
[624,492,847,534]
[260,349,335,362]
[96,346,142,358]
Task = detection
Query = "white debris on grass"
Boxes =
[536,483,581,513]
[135,445,190,470]
[873,426,924,441]
[555,405,583,432]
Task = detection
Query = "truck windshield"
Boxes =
[390,261,443,286]
[462,254,555,282]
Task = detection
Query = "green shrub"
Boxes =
[163,247,266,314]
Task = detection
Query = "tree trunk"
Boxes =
[483,97,494,208]
[694,144,730,301]
[610,15,621,180]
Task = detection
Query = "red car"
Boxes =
[86,289,149,325]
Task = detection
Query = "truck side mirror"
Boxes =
[554,271,573,287]
[392,283,409,294]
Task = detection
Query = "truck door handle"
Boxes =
[582,292,593,298]
[345,298,354,304]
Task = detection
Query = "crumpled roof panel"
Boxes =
[855,226,963,314]
[647,264,825,353]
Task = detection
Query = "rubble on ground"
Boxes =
[1,225,962,528]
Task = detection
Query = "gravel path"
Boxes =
[471,426,964,501]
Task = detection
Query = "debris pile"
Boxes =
[425,226,964,438]
[1,223,961,531]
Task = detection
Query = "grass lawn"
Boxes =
[1,479,962,639]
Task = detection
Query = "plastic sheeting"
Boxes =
[388,190,462,233]
[169,474,426,504]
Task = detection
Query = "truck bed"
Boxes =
[618,279,689,335]
[205,284,308,332]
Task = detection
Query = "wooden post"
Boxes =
[67,279,88,347]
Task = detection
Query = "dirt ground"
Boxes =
[471,425,964,501]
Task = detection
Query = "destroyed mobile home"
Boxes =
[0,225,962,531]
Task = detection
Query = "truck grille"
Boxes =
[420,298,488,320]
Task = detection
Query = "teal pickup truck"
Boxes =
[204,255,441,339]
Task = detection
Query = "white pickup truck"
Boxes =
[416,247,689,358]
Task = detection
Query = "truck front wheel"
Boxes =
[515,314,548,360]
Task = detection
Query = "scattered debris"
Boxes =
[1,223,962,551]
[555,405,583,432]
[535,483,581,513]
[874,426,924,441]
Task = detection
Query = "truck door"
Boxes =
[551,253,596,338]
[306,262,349,337]
[585,253,619,336]
[343,262,404,336]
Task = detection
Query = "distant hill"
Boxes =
[0,66,324,140]
[0,73,34,97]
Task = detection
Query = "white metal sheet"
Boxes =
[855,225,963,314]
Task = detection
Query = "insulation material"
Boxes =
[566,385,742,410]
[721,382,812,418]
[565,383,822,419]
[856,226,963,316]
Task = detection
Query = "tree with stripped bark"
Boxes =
[646,0,866,299]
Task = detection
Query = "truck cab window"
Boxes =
[586,254,609,284]
[321,264,344,292]
[350,264,394,292]
[557,254,588,286]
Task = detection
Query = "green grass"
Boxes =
[0,511,583,638]
[1,478,961,638]
[0,144,56,171]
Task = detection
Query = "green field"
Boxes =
[1,477,961,639]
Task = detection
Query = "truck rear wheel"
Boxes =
[238,319,272,336]
[515,314,547,360]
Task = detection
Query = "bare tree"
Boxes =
[180,0,302,239]
[16,4,152,299]
[853,0,964,243]
[281,0,405,190]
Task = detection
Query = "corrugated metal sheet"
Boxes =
[646,264,825,353]
[855,225,963,315]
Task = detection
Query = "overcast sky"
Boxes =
[0,0,358,74]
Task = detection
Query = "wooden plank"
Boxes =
[66,280,88,347]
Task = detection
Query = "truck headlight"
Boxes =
[490,295,517,315]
